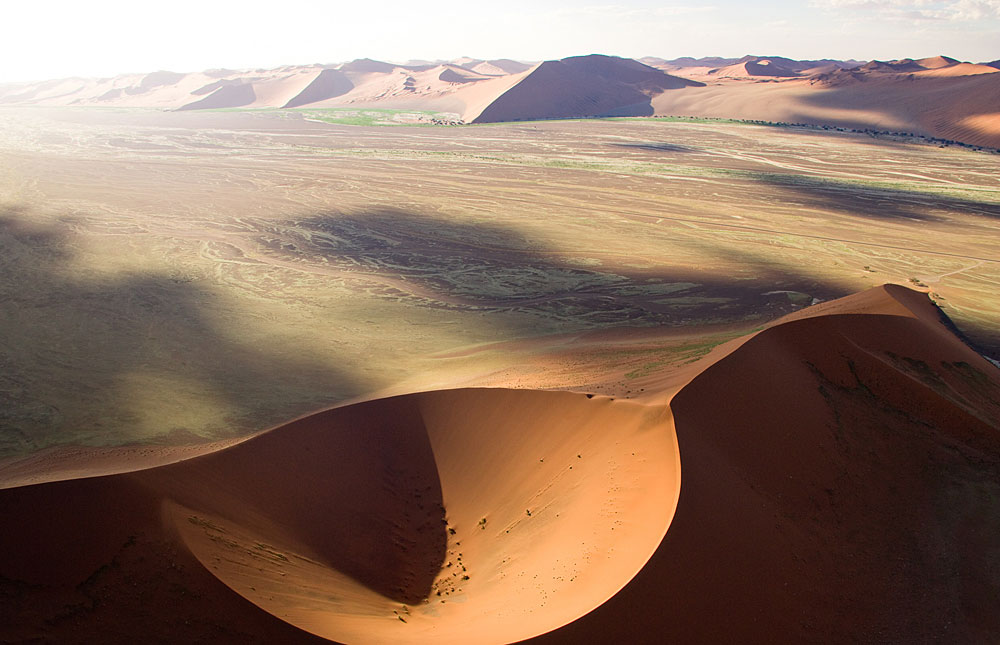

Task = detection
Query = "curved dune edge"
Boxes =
[162,389,680,644]
[534,284,1000,644]
[1,284,998,643]
[0,388,680,645]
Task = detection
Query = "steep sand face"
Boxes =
[651,71,1000,148]
[178,82,256,110]
[537,285,1000,644]
[283,68,354,108]
[438,67,490,84]
[473,55,701,123]
[0,388,679,644]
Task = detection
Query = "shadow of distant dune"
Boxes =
[745,172,1000,223]
[0,210,359,458]
[0,203,848,461]
[608,141,694,153]
[254,208,849,328]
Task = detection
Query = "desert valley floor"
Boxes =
[1,108,999,643]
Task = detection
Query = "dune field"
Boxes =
[3,54,1000,148]
[1,105,999,642]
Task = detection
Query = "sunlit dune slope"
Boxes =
[536,284,1000,644]
[0,389,679,644]
[1,284,998,643]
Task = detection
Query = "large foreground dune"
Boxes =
[1,284,998,642]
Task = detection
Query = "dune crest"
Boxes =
[0,389,679,643]
[3,53,1000,147]
[1,285,998,643]
[538,284,1000,643]
[472,54,703,123]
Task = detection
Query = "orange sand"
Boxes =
[1,284,998,643]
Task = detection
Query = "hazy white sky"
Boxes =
[1,0,998,82]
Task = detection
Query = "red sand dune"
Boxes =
[437,67,490,84]
[1,285,998,643]
[472,54,703,123]
[651,62,1000,148]
[338,58,398,74]
[2,54,998,147]
[538,284,1000,643]
[709,58,800,78]
[916,55,961,69]
[0,390,679,643]
[283,69,355,108]
[914,62,999,77]
[471,59,533,75]
[178,82,256,110]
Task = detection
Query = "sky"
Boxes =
[1,0,998,82]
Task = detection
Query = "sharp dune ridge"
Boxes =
[2,53,999,147]
[1,284,998,643]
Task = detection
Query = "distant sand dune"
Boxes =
[339,58,397,74]
[283,69,354,108]
[178,83,256,110]
[3,54,998,147]
[914,62,998,77]
[473,54,703,123]
[2,285,997,642]
[710,59,800,78]
[438,67,487,84]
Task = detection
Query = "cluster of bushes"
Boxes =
[652,115,999,154]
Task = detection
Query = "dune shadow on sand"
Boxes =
[744,171,1000,223]
[0,209,362,459]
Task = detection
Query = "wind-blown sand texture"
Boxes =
[1,285,998,643]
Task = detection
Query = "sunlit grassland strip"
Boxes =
[301,146,1000,204]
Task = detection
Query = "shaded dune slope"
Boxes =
[283,69,354,108]
[536,284,1000,644]
[178,83,256,111]
[813,72,1000,148]
[1,284,997,643]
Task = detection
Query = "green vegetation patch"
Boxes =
[295,107,461,127]
[311,146,1000,204]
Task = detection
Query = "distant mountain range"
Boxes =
[2,54,998,148]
